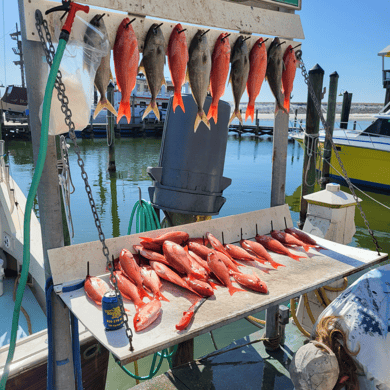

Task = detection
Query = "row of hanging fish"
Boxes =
[87,15,300,132]
[84,228,322,332]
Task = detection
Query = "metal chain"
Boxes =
[35,11,134,350]
[296,52,382,254]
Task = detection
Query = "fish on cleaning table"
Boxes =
[266,37,288,114]
[282,45,299,113]
[140,265,170,302]
[167,23,188,113]
[84,275,111,306]
[133,244,170,266]
[206,232,237,263]
[134,298,162,332]
[271,230,310,252]
[188,29,212,132]
[231,272,268,293]
[140,231,189,246]
[228,35,250,125]
[255,234,305,261]
[113,17,139,124]
[87,14,117,119]
[139,23,166,122]
[246,38,267,122]
[207,32,231,124]
[176,297,207,331]
[240,240,285,269]
[183,277,214,297]
[285,227,324,250]
[112,271,146,312]
[188,241,214,260]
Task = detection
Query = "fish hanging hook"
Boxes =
[177,28,187,34]
[242,36,251,42]
[270,220,274,232]
[284,217,288,229]
[126,18,136,28]
[240,228,243,240]
[221,231,225,245]
[87,261,90,277]
[276,41,286,48]
[255,223,258,236]
[259,38,269,46]
[154,22,163,31]
[221,33,231,41]
[200,29,210,37]
[291,43,302,51]
[96,13,105,22]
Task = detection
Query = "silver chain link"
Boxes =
[296,51,382,255]
[35,10,134,350]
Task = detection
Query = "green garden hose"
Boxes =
[0,38,68,390]
[127,198,161,235]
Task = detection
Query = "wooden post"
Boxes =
[255,109,259,136]
[299,64,324,228]
[107,81,116,172]
[18,1,75,388]
[321,71,339,189]
[294,109,298,129]
[340,91,352,129]
[353,120,356,130]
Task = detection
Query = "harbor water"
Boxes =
[4,120,390,389]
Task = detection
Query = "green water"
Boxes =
[5,132,390,389]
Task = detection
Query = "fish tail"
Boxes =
[283,96,290,113]
[139,237,152,242]
[303,244,310,252]
[245,103,254,122]
[228,285,246,296]
[142,101,160,122]
[139,287,153,300]
[156,291,170,302]
[289,253,305,261]
[173,91,185,113]
[194,111,210,132]
[117,100,131,124]
[269,261,285,269]
[228,109,243,125]
[207,103,218,124]
[93,98,118,119]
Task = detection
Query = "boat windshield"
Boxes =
[360,118,390,137]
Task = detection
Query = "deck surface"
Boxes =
[57,228,387,365]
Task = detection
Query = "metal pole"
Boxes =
[299,64,324,228]
[107,81,116,172]
[340,91,352,129]
[321,71,339,189]
[18,2,75,388]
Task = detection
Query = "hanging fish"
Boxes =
[167,23,188,113]
[282,45,299,113]
[246,38,267,122]
[188,29,212,132]
[228,35,250,125]
[266,37,288,114]
[86,14,117,119]
[113,17,139,124]
[139,23,166,121]
[207,32,231,124]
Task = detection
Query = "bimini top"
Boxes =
[378,45,390,57]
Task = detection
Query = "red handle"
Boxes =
[175,311,194,331]
[62,2,89,34]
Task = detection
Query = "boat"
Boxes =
[291,103,390,191]
[0,85,28,114]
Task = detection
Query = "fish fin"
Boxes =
[117,100,131,124]
[269,261,285,269]
[207,103,218,124]
[245,103,254,122]
[288,253,306,261]
[185,69,190,84]
[228,285,246,296]
[208,281,218,290]
[228,109,243,125]
[139,287,153,300]
[139,236,152,242]
[138,60,145,75]
[93,98,118,119]
[142,101,160,122]
[156,291,170,302]
[228,71,232,85]
[303,244,310,252]
[194,111,210,132]
[173,91,185,113]
[283,96,290,113]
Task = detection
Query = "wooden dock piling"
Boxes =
[299,64,324,228]
[340,91,352,129]
[321,71,339,189]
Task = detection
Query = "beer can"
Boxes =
[102,291,124,331]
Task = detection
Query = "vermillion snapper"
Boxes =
[282,45,299,113]
[188,29,211,132]
[229,36,250,125]
[139,23,166,122]
[266,37,288,114]
[85,14,117,119]
[167,23,188,113]
[113,18,139,123]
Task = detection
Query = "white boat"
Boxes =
[291,103,390,191]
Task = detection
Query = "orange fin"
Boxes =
[173,91,185,113]
[245,104,254,122]
[93,98,118,119]
[117,100,130,124]
[269,261,285,269]
[139,237,153,242]
[207,103,218,124]
[283,96,290,113]
[139,287,153,300]
[288,253,305,261]
[156,291,170,302]
[228,285,246,296]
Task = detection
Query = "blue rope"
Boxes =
[71,313,83,389]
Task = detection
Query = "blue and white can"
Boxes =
[102,291,124,331]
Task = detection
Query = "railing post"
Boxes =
[321,71,339,189]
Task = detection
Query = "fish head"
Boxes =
[258,281,268,294]
[219,32,231,51]
[89,14,106,29]
[133,300,162,332]
[147,23,166,48]
[175,23,184,33]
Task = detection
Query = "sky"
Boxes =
[1,0,389,104]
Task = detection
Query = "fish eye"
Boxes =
[136,318,140,322]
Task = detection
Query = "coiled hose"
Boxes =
[0,38,67,390]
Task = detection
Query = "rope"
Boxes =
[290,298,311,338]
[323,277,348,292]
[13,275,32,336]
[246,316,266,325]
